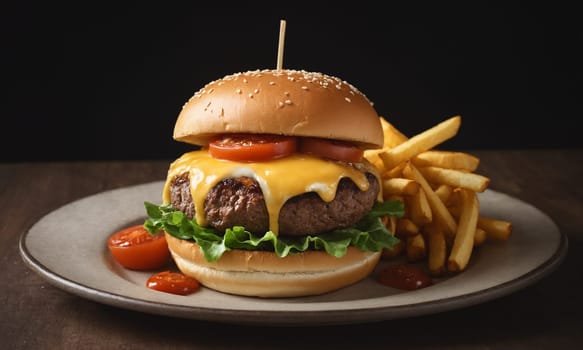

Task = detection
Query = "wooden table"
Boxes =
[2,150,582,349]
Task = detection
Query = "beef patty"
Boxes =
[169,172,379,237]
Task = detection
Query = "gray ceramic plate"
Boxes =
[19,181,567,326]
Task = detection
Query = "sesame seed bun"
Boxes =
[165,233,382,298]
[173,69,384,149]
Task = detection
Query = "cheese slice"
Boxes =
[163,150,380,235]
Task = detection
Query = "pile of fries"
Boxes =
[365,115,512,276]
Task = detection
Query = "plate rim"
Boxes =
[18,181,568,326]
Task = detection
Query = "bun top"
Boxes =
[174,69,384,149]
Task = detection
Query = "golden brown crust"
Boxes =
[173,69,383,149]
[165,233,381,298]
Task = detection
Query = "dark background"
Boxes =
[3,2,582,162]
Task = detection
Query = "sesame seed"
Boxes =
[345,97,351,103]
[208,88,214,94]
[285,99,292,105]
[235,89,242,94]
[284,91,290,96]
[278,101,284,108]
[301,86,309,90]
[254,88,259,94]
[243,78,248,83]
[335,84,342,90]
[248,93,254,98]
[269,81,276,85]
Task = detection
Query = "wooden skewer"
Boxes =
[277,19,286,70]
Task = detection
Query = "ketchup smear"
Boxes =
[377,263,433,290]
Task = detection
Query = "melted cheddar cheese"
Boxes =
[163,150,380,235]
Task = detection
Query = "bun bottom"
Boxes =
[165,233,381,298]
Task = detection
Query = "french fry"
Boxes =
[474,227,487,247]
[447,187,463,208]
[417,166,490,192]
[403,162,458,237]
[406,188,432,226]
[412,150,480,171]
[448,189,479,272]
[406,234,426,262]
[379,117,409,148]
[426,223,446,276]
[381,215,402,258]
[478,216,513,241]
[382,178,420,196]
[363,150,384,170]
[383,163,406,178]
[434,184,453,204]
[364,117,408,167]
[379,116,461,170]
[396,218,420,237]
[448,206,512,242]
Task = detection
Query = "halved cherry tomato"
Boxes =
[299,138,364,163]
[208,134,297,162]
[107,225,170,270]
[146,271,200,295]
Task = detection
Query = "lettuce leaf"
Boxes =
[143,200,404,262]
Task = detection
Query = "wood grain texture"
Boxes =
[1,151,582,349]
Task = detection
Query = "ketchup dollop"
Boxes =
[146,271,200,295]
[377,263,433,290]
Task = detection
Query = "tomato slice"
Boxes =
[208,134,297,162]
[299,138,364,163]
[146,271,200,295]
[107,225,170,270]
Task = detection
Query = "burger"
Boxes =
[144,69,403,297]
